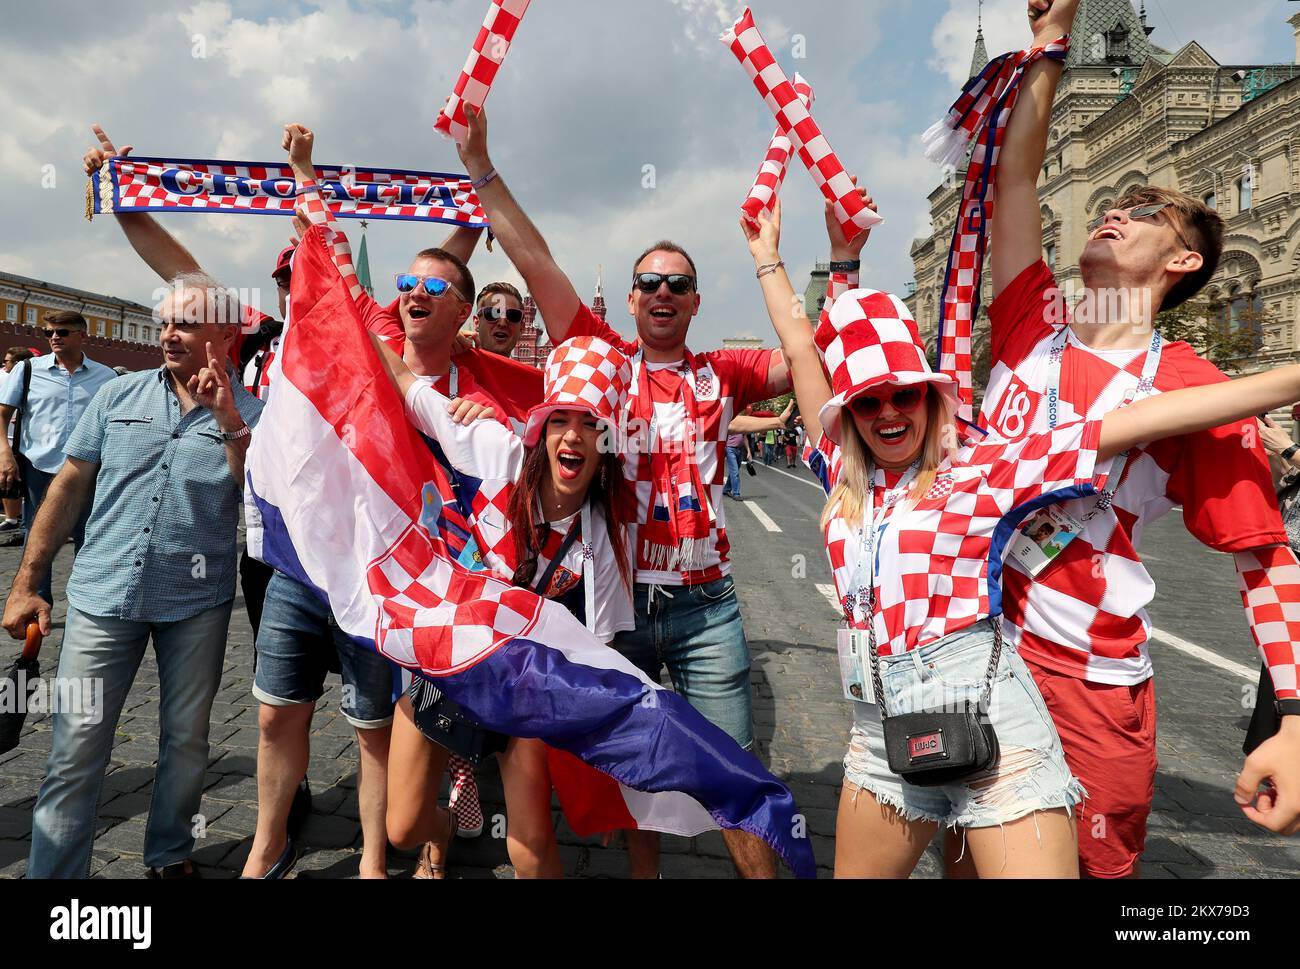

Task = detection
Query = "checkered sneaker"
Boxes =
[435,0,533,144]
[814,288,959,443]
[523,337,633,447]
[723,9,882,242]
[740,73,814,226]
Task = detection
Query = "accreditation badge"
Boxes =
[836,627,876,705]
[1008,505,1084,577]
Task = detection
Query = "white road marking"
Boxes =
[1148,626,1255,681]
[743,499,782,533]
[816,583,842,615]
[760,463,824,491]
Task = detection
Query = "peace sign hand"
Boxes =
[188,342,242,431]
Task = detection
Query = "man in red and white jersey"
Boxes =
[450,105,792,878]
[950,0,1300,877]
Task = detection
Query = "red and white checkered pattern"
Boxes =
[814,289,959,443]
[923,37,1069,420]
[92,157,487,226]
[434,0,533,145]
[1235,548,1300,700]
[981,262,1299,697]
[523,337,632,447]
[805,420,1109,656]
[722,8,882,243]
[740,72,814,228]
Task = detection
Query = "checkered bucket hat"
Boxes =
[522,336,633,447]
[814,289,960,444]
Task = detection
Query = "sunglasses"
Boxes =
[395,274,468,302]
[849,385,928,419]
[43,328,76,338]
[633,273,696,296]
[479,305,524,325]
[1088,202,1194,250]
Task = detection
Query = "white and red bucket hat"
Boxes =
[522,336,633,447]
[814,289,960,444]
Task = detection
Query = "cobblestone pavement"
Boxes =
[2,457,1299,879]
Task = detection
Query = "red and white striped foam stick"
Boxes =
[740,73,814,230]
[723,8,881,242]
[434,0,532,145]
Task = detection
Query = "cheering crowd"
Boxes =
[2,0,1299,881]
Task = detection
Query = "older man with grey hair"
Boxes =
[3,274,262,879]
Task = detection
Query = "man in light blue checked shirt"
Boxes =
[0,311,117,602]
[3,275,262,879]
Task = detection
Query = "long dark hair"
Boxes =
[507,441,633,595]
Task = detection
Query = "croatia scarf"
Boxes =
[247,224,816,878]
[921,37,1070,420]
[86,156,488,228]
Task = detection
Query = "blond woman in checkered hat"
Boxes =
[742,196,1300,878]
[371,333,638,878]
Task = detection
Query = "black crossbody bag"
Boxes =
[867,598,1002,786]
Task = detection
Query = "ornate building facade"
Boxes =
[906,0,1300,389]
[509,270,609,369]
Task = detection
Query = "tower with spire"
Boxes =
[969,0,989,79]
[355,220,375,299]
[592,265,607,321]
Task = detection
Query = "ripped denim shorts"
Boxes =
[843,620,1084,829]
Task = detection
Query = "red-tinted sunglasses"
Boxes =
[849,385,928,419]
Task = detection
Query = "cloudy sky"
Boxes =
[2,0,1296,347]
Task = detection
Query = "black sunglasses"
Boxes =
[479,305,524,325]
[633,273,696,296]
[43,328,75,338]
[850,386,928,419]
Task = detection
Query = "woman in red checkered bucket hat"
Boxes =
[371,333,642,877]
[742,196,1300,878]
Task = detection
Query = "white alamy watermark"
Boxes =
[0,674,104,722]
[49,900,151,949]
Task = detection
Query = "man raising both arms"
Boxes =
[945,0,1300,878]
[452,105,793,878]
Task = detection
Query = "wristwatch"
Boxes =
[220,424,251,442]
[1281,444,1299,462]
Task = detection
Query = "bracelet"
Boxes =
[1282,444,1299,462]
[472,167,499,190]
[1277,699,1300,718]
[220,424,251,442]
[756,261,785,279]
[828,260,861,273]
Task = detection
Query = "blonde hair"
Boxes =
[821,388,959,532]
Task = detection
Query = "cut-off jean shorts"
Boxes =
[844,620,1084,830]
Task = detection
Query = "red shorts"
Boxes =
[1027,660,1157,878]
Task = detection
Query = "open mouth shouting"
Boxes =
[407,304,432,324]
[647,303,678,325]
[556,447,586,481]
[1091,224,1124,243]
[875,420,910,445]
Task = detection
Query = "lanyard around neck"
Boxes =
[848,460,920,626]
[1046,327,1162,431]
[532,501,597,636]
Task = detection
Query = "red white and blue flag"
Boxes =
[246,225,815,877]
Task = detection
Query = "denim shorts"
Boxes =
[612,576,753,749]
[843,621,1083,829]
[252,571,397,729]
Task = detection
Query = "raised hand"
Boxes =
[84,123,134,177]
[826,180,876,260]
[188,341,241,430]
[1028,0,1081,35]
[456,104,492,180]
[282,123,316,175]
[740,197,782,266]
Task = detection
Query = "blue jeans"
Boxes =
[252,571,396,728]
[19,455,89,604]
[612,576,753,749]
[725,446,744,498]
[27,601,233,878]
[763,443,776,466]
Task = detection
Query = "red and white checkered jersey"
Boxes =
[803,421,1111,656]
[567,303,775,586]
[402,379,634,641]
[981,261,1287,684]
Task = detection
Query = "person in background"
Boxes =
[0,313,117,605]
[474,282,526,357]
[0,347,35,535]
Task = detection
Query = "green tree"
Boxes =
[1156,299,1267,374]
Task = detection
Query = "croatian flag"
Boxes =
[246,225,815,878]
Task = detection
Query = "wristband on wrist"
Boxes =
[1278,698,1300,718]
[829,260,861,273]
[1282,444,1299,462]
[756,261,785,279]
[472,167,499,190]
